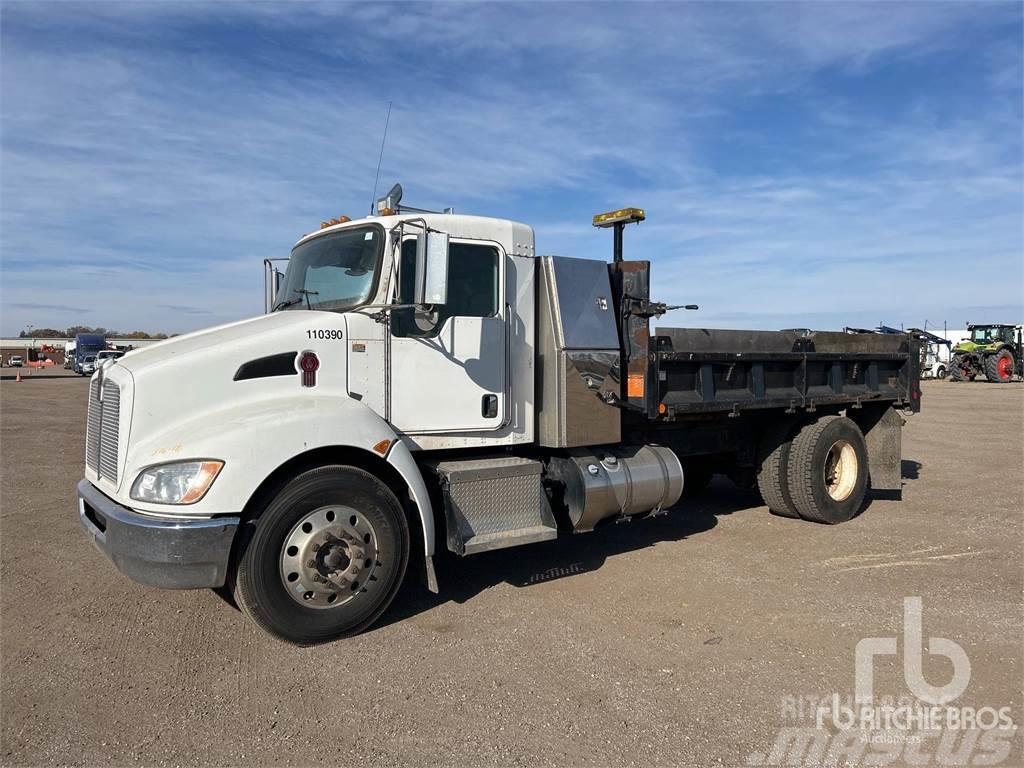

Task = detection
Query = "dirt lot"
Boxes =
[1,378,1021,767]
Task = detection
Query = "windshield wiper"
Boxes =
[295,289,319,309]
[273,289,321,312]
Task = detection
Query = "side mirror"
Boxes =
[264,258,289,313]
[413,230,449,305]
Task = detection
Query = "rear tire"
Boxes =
[756,422,800,518]
[787,416,868,524]
[936,365,947,380]
[984,349,1015,383]
[234,465,409,645]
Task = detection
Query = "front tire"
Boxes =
[234,465,409,645]
[786,416,868,524]
[949,354,972,381]
[936,365,947,380]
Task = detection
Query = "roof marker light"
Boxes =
[320,216,352,229]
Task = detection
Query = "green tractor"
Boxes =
[949,324,1023,383]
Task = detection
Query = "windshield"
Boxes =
[277,226,383,312]
[84,356,96,363]
[970,327,1000,342]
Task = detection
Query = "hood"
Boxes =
[953,340,997,354]
[118,311,324,372]
[106,309,352,494]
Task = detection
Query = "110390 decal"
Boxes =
[306,329,343,340]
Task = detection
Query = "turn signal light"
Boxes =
[179,462,225,504]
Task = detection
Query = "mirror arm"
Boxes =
[352,302,437,325]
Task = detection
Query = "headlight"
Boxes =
[130,460,224,504]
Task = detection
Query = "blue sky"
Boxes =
[1,1,1022,335]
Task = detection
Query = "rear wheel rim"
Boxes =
[279,505,379,609]
[998,356,1012,379]
[824,440,858,502]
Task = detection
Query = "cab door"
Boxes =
[387,239,507,433]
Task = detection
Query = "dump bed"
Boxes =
[650,328,920,417]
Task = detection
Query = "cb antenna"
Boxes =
[369,101,393,215]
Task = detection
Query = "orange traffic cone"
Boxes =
[15,369,21,382]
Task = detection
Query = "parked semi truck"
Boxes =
[72,332,107,374]
[78,189,921,644]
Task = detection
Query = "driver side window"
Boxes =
[392,240,499,338]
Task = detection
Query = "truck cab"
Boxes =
[78,187,920,644]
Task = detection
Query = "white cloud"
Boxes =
[1,1,1020,334]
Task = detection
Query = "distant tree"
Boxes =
[65,325,102,338]
[18,325,175,339]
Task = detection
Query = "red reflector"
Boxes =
[299,351,319,387]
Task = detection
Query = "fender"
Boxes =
[120,394,436,578]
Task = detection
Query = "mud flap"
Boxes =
[853,405,904,494]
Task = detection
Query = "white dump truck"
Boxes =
[78,185,921,644]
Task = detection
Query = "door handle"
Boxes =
[481,394,498,418]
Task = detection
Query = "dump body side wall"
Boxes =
[650,328,920,419]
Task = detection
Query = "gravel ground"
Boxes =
[1,377,1021,767]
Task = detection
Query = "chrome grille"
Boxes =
[86,379,101,472]
[86,378,120,482]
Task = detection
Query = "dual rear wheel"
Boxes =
[757,415,869,524]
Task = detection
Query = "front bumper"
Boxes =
[77,479,239,589]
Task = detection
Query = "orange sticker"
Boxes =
[627,373,645,398]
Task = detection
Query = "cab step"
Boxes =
[429,457,557,556]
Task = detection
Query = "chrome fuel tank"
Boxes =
[546,445,684,532]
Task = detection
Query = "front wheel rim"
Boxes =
[824,440,859,502]
[279,505,380,609]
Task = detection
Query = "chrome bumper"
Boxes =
[77,479,239,589]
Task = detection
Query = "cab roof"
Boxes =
[293,213,536,258]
